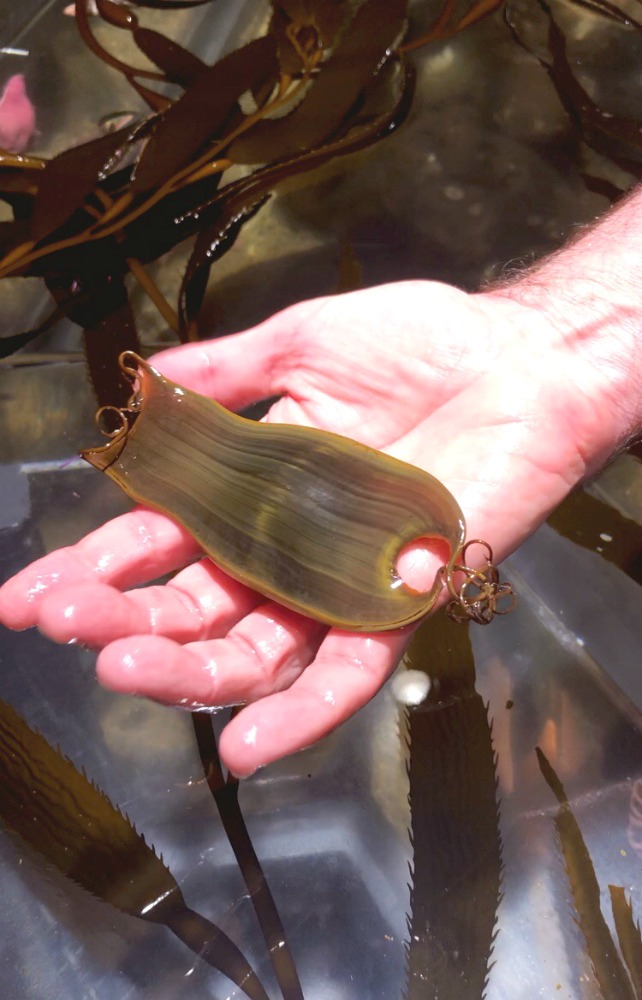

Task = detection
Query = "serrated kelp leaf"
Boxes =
[162,906,271,1000]
[270,0,348,73]
[0,218,31,257]
[46,271,141,407]
[229,0,407,164]
[0,163,41,198]
[192,713,304,1000]
[132,26,206,85]
[274,0,347,44]
[0,697,271,1000]
[179,195,268,337]
[547,487,642,586]
[0,327,47,358]
[179,61,415,334]
[0,696,178,918]
[610,885,642,998]
[132,35,279,193]
[536,748,636,1000]
[403,615,501,1000]
[0,302,65,358]
[30,125,142,242]
[82,294,142,407]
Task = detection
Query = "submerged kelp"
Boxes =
[0,696,271,1000]
[548,487,642,587]
[0,0,415,404]
[403,615,502,998]
[536,748,642,1000]
[192,712,304,1000]
[506,0,642,200]
[4,0,641,405]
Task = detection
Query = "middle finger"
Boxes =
[95,603,328,706]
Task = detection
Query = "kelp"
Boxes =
[547,486,642,587]
[0,0,419,400]
[536,748,642,1000]
[403,614,502,999]
[0,696,271,1000]
[0,0,525,397]
[192,712,304,1000]
[177,60,416,336]
[609,886,642,998]
[506,0,642,195]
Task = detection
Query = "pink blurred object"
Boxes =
[0,75,36,153]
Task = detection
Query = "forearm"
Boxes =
[490,185,642,471]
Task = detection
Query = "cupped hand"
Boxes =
[0,280,608,775]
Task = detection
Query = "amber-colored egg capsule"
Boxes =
[82,353,466,631]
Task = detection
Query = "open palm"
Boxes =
[0,280,601,775]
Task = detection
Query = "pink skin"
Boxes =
[0,75,36,154]
[0,273,635,777]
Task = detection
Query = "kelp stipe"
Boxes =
[192,712,304,1000]
[536,748,639,1000]
[82,352,468,630]
[0,697,271,1000]
[402,615,502,999]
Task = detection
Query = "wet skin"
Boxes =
[0,279,626,775]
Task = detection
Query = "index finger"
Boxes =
[0,506,200,630]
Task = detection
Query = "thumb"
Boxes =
[149,299,320,409]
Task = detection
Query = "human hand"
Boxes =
[0,279,623,775]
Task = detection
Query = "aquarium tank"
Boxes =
[2,1,642,998]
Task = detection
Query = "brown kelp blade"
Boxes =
[547,487,642,588]
[192,713,304,1000]
[610,885,642,999]
[229,0,407,164]
[131,36,279,193]
[30,122,148,242]
[403,615,501,999]
[178,61,415,333]
[82,354,465,630]
[506,0,642,173]
[46,272,142,408]
[536,748,636,1000]
[131,26,206,86]
[269,1,349,74]
[0,697,270,1000]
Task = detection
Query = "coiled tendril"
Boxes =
[441,540,516,625]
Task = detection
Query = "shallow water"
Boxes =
[2,2,642,998]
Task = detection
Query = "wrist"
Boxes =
[488,191,642,469]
